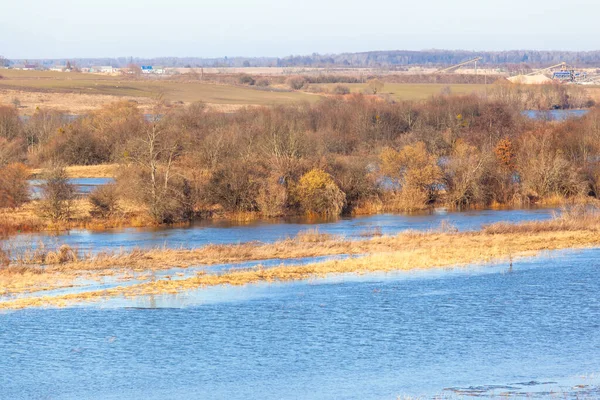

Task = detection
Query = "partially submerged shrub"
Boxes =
[380,142,442,210]
[294,169,346,216]
[0,163,29,208]
[36,165,75,221]
[256,175,287,217]
[296,228,340,243]
[45,245,78,264]
[89,183,120,218]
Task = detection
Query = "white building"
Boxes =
[89,66,115,74]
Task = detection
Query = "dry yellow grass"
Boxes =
[0,267,76,296]
[2,227,598,310]
[29,164,118,178]
[3,211,600,309]
[0,198,151,236]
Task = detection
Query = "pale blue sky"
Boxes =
[1,0,598,58]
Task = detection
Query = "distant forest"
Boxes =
[6,50,600,68]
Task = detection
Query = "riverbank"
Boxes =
[2,208,600,309]
[0,198,153,237]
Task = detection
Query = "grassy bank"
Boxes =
[2,209,600,309]
[0,198,153,237]
[29,164,118,179]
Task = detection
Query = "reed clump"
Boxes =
[483,205,600,234]
[295,228,341,243]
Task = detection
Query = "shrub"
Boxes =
[0,104,22,140]
[286,76,307,90]
[256,78,270,87]
[89,183,120,218]
[444,140,492,208]
[45,245,78,264]
[380,142,442,207]
[366,79,384,94]
[238,74,255,85]
[332,85,350,95]
[256,175,287,217]
[36,165,75,221]
[205,163,261,213]
[0,163,29,208]
[294,169,346,216]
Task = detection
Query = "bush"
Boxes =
[294,169,346,216]
[332,85,350,95]
[0,163,29,208]
[256,175,287,217]
[117,167,194,224]
[89,183,120,218]
[286,76,307,90]
[36,165,75,221]
[380,142,442,207]
[256,78,270,87]
[366,79,384,94]
[239,74,256,85]
[205,163,261,212]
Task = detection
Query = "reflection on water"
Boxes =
[1,248,599,399]
[15,207,557,253]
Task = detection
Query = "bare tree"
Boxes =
[366,79,384,95]
[124,106,189,223]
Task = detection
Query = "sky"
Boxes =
[1,0,599,59]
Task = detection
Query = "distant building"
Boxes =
[22,64,38,71]
[89,66,115,74]
[141,65,165,74]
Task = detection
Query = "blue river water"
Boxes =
[13,207,557,253]
[1,248,600,399]
[521,109,589,121]
[29,178,115,198]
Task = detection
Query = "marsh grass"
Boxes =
[295,228,341,243]
[4,208,600,308]
[358,227,383,237]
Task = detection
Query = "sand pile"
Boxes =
[508,74,553,84]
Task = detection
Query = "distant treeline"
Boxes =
[7,50,600,69]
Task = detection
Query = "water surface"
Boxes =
[2,248,599,399]
[522,109,589,121]
[29,177,114,198]
[14,207,557,253]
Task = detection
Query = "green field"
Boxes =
[0,69,318,106]
[315,82,489,101]
[0,70,492,109]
